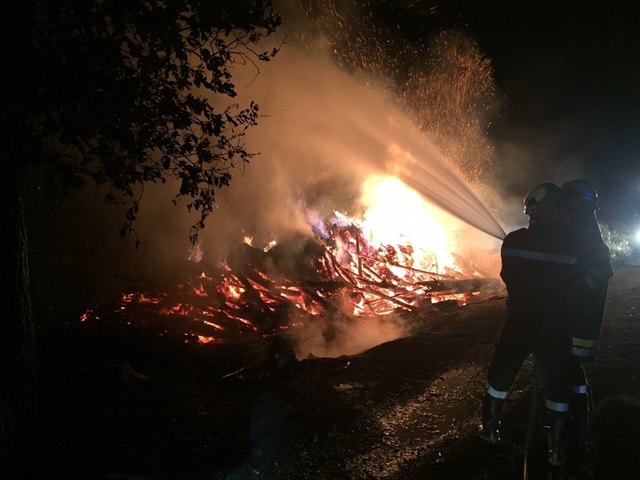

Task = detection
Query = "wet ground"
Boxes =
[36,265,640,479]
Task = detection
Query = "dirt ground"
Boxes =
[35,264,640,480]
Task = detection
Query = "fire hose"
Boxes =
[523,359,539,480]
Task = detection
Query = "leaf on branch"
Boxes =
[225,112,239,127]
[29,0,282,247]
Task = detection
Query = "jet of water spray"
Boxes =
[387,144,507,241]
[333,93,507,242]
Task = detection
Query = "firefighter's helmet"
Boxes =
[561,179,599,212]
[523,182,561,216]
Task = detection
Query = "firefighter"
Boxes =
[478,182,576,467]
[561,179,613,451]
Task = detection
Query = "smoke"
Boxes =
[211,40,507,240]
[291,310,412,359]
[187,14,504,356]
[29,1,529,357]
[494,129,589,191]
[107,3,506,357]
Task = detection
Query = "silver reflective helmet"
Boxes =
[523,182,561,216]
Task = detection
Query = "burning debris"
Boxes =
[78,170,504,360]
[79,202,502,353]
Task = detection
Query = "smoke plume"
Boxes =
[31,1,515,358]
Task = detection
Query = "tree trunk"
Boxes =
[1,1,38,477]
[1,170,38,479]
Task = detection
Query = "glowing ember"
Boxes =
[197,335,215,344]
[221,276,245,300]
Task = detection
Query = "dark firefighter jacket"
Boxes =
[500,220,578,339]
[568,212,613,356]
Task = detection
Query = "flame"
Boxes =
[221,276,245,300]
[359,175,459,274]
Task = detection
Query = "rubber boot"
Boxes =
[478,393,503,445]
[548,411,570,467]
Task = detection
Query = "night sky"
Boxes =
[371,0,640,229]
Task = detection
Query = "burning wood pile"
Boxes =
[79,216,501,347]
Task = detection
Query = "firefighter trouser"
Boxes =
[486,312,572,412]
[570,361,588,392]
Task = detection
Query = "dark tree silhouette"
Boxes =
[1,1,280,477]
